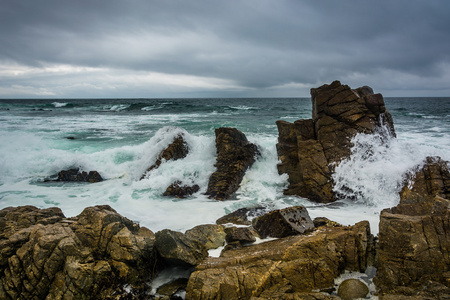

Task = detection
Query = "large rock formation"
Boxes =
[276,80,395,203]
[375,156,450,298]
[186,221,374,299]
[205,127,259,200]
[0,205,155,299]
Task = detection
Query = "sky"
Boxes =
[1,0,450,98]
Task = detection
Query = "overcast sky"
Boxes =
[1,0,449,98]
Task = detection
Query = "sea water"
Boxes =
[0,97,449,234]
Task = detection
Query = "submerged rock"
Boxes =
[205,127,259,200]
[56,168,103,183]
[375,156,450,297]
[141,134,189,179]
[0,205,155,299]
[276,80,395,203]
[186,221,374,299]
[163,181,200,198]
[252,206,314,238]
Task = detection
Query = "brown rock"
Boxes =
[155,229,208,267]
[184,224,226,250]
[0,205,155,299]
[337,279,369,300]
[252,206,314,238]
[186,221,374,299]
[56,168,103,183]
[374,156,450,296]
[163,181,200,198]
[141,134,189,179]
[205,127,259,200]
[224,226,256,244]
[276,81,395,203]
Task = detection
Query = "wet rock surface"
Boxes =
[205,127,259,200]
[216,206,266,225]
[163,181,200,198]
[375,156,450,297]
[252,206,314,238]
[55,168,103,183]
[276,80,395,203]
[0,205,155,299]
[141,134,189,179]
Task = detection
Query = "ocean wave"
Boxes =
[52,102,69,108]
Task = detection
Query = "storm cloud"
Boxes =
[1,0,449,98]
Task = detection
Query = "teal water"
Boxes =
[0,97,449,233]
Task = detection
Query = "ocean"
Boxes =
[0,97,449,234]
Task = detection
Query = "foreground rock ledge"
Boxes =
[186,221,374,299]
[276,80,395,203]
[0,205,155,299]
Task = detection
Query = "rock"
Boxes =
[374,156,450,296]
[224,226,256,244]
[141,134,189,179]
[337,279,369,300]
[156,278,188,299]
[186,221,374,299]
[205,127,259,200]
[163,181,200,198]
[184,224,226,250]
[252,206,314,238]
[313,217,342,228]
[216,207,266,225]
[0,205,155,299]
[155,229,208,267]
[56,168,103,183]
[276,80,395,203]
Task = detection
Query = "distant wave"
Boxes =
[52,102,69,108]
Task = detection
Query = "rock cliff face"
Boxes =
[186,221,374,299]
[375,156,450,298]
[206,127,259,200]
[276,80,395,203]
[0,205,155,299]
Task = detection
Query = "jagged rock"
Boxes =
[141,134,189,179]
[337,279,369,300]
[184,224,226,250]
[155,229,208,267]
[224,226,256,244]
[205,127,259,200]
[313,217,342,228]
[186,221,374,299]
[56,168,103,183]
[374,156,450,296]
[252,206,314,238]
[216,207,266,225]
[163,181,200,198]
[156,278,188,300]
[276,80,395,203]
[0,205,155,299]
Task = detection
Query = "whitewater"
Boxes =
[0,98,449,234]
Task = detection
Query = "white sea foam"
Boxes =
[52,102,68,108]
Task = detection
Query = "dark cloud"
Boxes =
[1,0,450,97]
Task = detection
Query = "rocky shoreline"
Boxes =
[1,81,449,299]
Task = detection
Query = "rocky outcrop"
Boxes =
[205,127,259,200]
[141,134,189,179]
[163,181,200,198]
[375,156,450,297]
[276,80,395,203]
[55,168,103,183]
[0,205,155,299]
[186,221,374,299]
[252,206,314,238]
